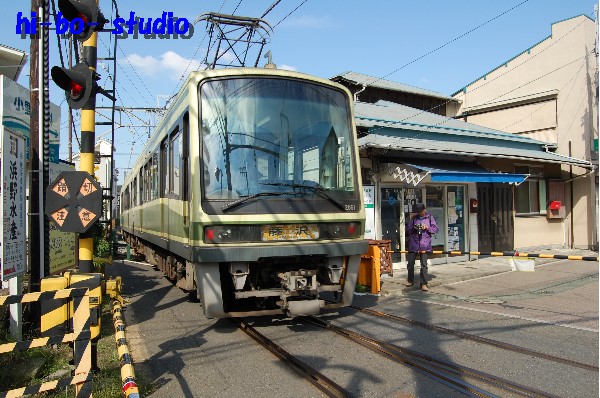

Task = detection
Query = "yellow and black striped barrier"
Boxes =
[112,300,140,398]
[395,250,599,262]
[40,272,102,371]
[0,288,93,398]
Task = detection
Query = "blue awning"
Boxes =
[382,161,527,185]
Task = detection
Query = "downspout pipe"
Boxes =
[354,84,367,102]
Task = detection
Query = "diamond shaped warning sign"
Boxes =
[52,178,69,197]
[45,171,103,233]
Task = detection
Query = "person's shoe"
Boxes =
[404,281,414,287]
[420,284,429,292]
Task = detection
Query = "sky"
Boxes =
[1,0,598,185]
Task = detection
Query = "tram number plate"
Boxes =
[261,224,319,241]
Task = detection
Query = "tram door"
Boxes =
[477,184,514,252]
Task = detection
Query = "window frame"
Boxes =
[515,165,547,216]
[169,128,182,199]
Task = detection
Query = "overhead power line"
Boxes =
[261,0,283,18]
[272,0,308,29]
[362,16,588,136]
[367,0,530,89]
[384,51,595,148]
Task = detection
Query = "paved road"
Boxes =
[109,257,598,397]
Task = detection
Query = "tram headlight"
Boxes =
[320,222,361,239]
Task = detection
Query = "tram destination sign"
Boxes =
[45,171,102,233]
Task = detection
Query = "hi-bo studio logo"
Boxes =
[16,11,194,39]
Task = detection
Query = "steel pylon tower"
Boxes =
[196,12,273,69]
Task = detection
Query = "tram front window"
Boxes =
[200,77,358,204]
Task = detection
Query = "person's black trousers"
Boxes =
[407,252,429,285]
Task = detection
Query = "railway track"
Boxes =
[345,304,598,372]
[233,318,351,398]
[301,316,560,398]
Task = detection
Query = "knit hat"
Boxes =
[415,203,426,212]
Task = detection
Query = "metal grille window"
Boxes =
[515,165,546,215]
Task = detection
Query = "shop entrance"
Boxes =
[379,185,467,267]
[477,183,514,252]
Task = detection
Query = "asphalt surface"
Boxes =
[379,248,599,297]
[107,247,598,397]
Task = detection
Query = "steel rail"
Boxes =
[303,316,560,398]
[349,305,598,372]
[301,317,496,397]
[232,318,350,398]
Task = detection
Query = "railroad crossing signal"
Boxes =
[51,62,96,109]
[46,171,103,233]
[57,0,107,42]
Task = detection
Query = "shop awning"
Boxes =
[381,162,528,186]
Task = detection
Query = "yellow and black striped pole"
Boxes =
[78,17,99,273]
[395,250,599,261]
[112,301,141,398]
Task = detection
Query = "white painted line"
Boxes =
[402,297,599,333]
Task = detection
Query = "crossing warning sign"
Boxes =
[46,171,102,233]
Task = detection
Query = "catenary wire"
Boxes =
[383,52,594,148]
[367,0,530,88]
[362,18,590,137]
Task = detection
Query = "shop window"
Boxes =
[425,186,445,255]
[515,166,546,215]
[381,187,404,254]
[446,186,465,252]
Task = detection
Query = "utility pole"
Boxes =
[595,3,599,250]
[29,0,41,294]
[68,36,73,162]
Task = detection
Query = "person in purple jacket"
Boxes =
[405,203,438,291]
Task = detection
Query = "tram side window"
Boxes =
[138,171,143,204]
[160,138,169,198]
[143,163,149,202]
[123,186,130,210]
[145,159,152,201]
[170,130,181,198]
[182,112,189,201]
[151,150,159,200]
[132,177,137,206]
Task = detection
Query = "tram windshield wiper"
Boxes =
[260,182,346,211]
[222,192,289,212]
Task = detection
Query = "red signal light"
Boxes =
[70,81,83,98]
[77,12,89,24]
[51,63,94,109]
[205,229,214,242]
[57,0,106,42]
